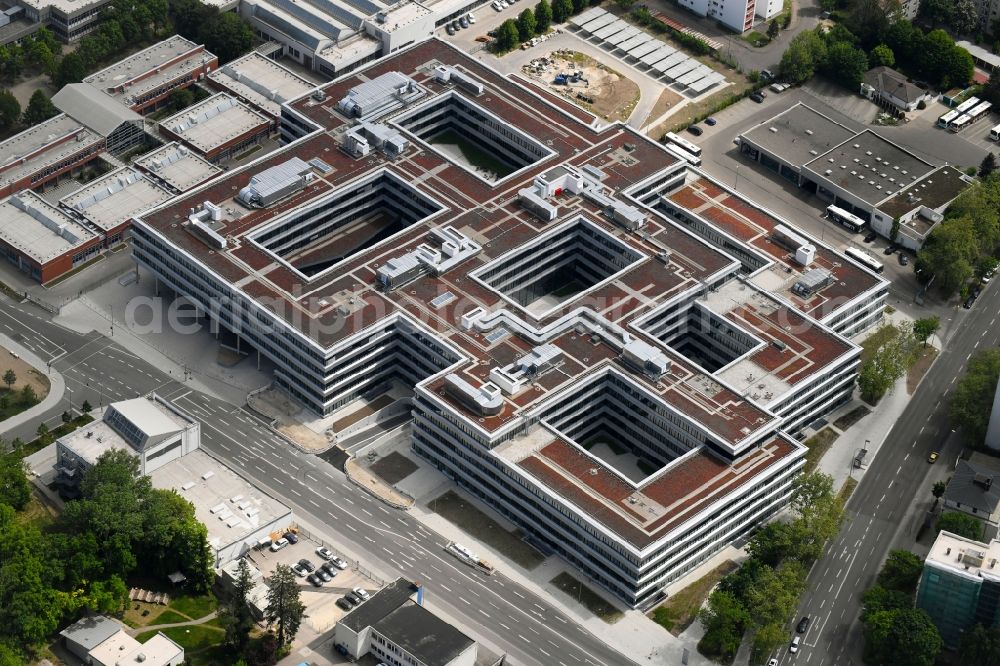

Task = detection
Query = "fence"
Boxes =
[294,524,387,588]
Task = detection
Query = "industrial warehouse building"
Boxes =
[130,39,888,609]
[738,102,973,249]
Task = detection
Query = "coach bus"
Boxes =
[663,142,701,167]
[991,123,1000,141]
[937,110,960,128]
[827,205,867,232]
[844,247,885,274]
[664,132,703,158]
[954,96,980,116]
[949,114,972,132]
[967,101,993,125]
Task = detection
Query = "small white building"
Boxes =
[60,616,184,666]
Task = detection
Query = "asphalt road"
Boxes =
[0,295,636,666]
[773,284,1000,666]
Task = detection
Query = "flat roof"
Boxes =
[374,601,474,666]
[877,165,969,221]
[958,40,1000,68]
[135,142,223,193]
[377,1,433,32]
[88,630,138,665]
[18,0,108,13]
[60,616,122,650]
[0,190,96,264]
[83,36,215,108]
[149,449,293,552]
[118,633,184,665]
[160,93,271,155]
[804,129,936,205]
[339,578,415,632]
[0,114,102,192]
[60,167,172,232]
[926,530,1000,580]
[208,52,315,118]
[59,418,135,463]
[740,102,856,168]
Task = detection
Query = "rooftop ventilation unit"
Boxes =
[444,374,503,416]
[434,65,485,96]
[237,157,313,208]
[621,338,670,380]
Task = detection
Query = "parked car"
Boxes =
[928,451,940,463]
[687,125,703,136]
[330,556,348,570]
[491,0,502,9]
[336,598,354,611]
[964,295,976,309]
[283,532,299,544]
[705,117,717,126]
[973,284,983,298]
[750,92,765,103]
[459,16,469,28]
[446,23,455,35]
[790,636,800,653]
[270,538,289,552]
[316,546,333,560]
[321,561,340,576]
[341,595,358,608]
[797,616,811,633]
[297,558,315,572]
[345,592,362,606]
[883,244,897,255]
[306,573,322,587]
[898,254,909,266]
[451,19,460,30]
[983,268,995,283]
[353,587,370,600]
[292,563,308,577]
[761,69,774,80]
[768,660,778,666]
[467,12,476,23]
[864,231,877,243]
[317,569,332,582]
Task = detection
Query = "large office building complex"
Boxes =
[131,40,887,608]
[918,530,1000,647]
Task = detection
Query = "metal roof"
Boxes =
[51,83,143,137]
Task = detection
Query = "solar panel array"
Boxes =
[570,8,724,95]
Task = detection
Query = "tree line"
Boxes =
[698,472,845,661]
[779,1,973,92]
[856,317,938,405]
[0,449,214,662]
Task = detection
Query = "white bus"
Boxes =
[954,96,981,115]
[991,123,1000,141]
[664,132,703,158]
[663,142,701,167]
[968,101,993,124]
[937,110,960,128]
[949,114,972,132]
[844,247,884,274]
[827,205,867,232]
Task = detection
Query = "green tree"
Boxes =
[0,452,29,510]
[846,0,900,48]
[959,624,1000,666]
[878,550,924,594]
[916,216,979,295]
[982,153,998,178]
[56,52,86,87]
[920,0,954,26]
[169,87,194,113]
[824,41,870,89]
[571,0,587,12]
[0,642,22,666]
[22,89,57,126]
[517,8,537,40]
[870,43,895,68]
[951,0,979,35]
[937,510,984,540]
[779,30,828,84]
[200,12,254,63]
[913,316,940,347]
[2,369,14,389]
[264,564,306,646]
[767,19,780,41]
[221,558,256,652]
[931,480,946,508]
[20,384,36,406]
[984,71,1000,106]
[861,585,913,621]
[535,0,552,33]
[0,90,18,131]
[857,323,917,404]
[81,399,92,414]
[494,19,521,52]
[551,0,573,23]
[863,607,942,666]
[697,590,749,661]
[35,422,48,442]
[950,349,1000,446]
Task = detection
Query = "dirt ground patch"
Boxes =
[368,451,419,485]
[332,394,395,431]
[648,66,750,138]
[833,405,871,431]
[550,572,623,623]
[521,50,640,122]
[803,427,839,474]
[651,560,737,635]
[907,346,938,394]
[0,344,50,414]
[642,88,685,129]
[428,490,545,570]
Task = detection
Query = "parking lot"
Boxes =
[251,532,378,633]
[686,80,992,316]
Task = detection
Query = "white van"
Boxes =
[789,636,800,653]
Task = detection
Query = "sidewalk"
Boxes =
[0,330,65,437]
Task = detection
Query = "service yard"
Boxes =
[521,50,640,122]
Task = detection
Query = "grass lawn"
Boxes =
[124,592,217,629]
[137,621,224,653]
[803,427,839,474]
[743,31,769,47]
[550,572,623,623]
[146,610,188,625]
[430,129,514,178]
[650,560,737,635]
[15,491,56,529]
[839,477,858,505]
[169,593,217,620]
